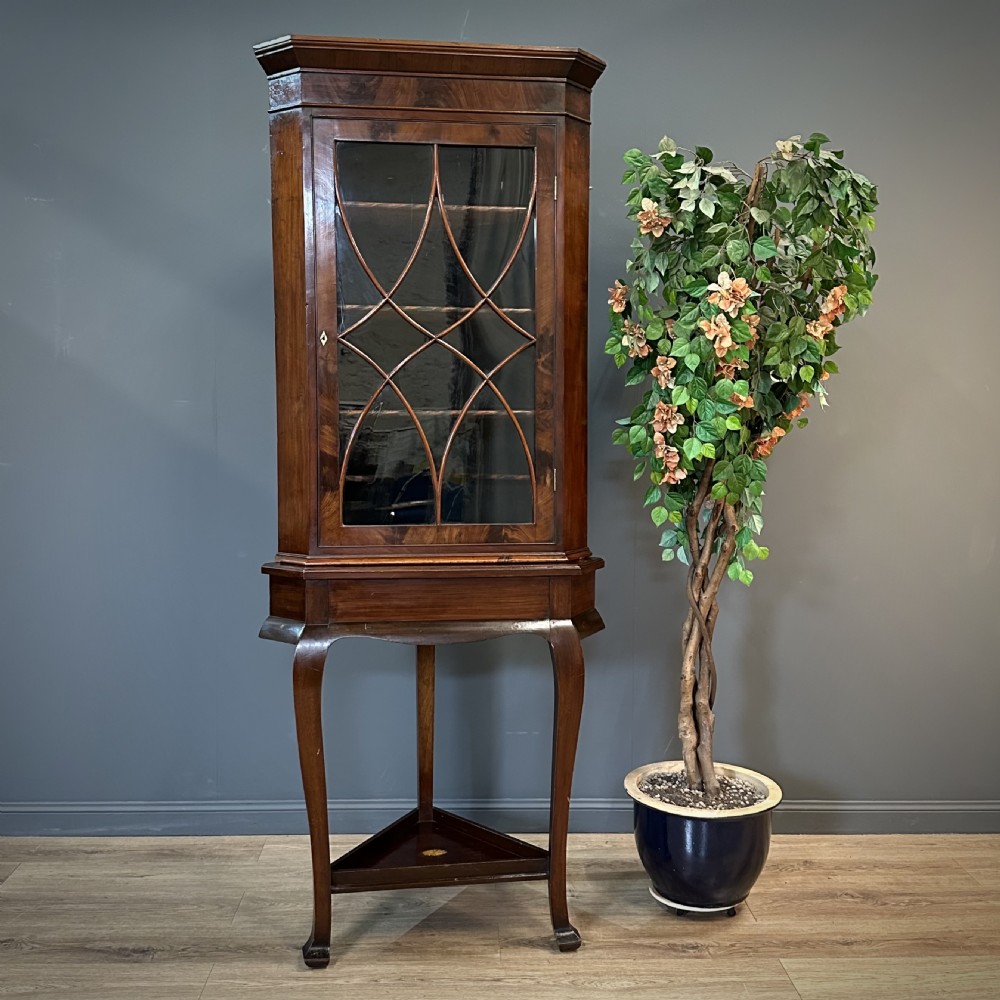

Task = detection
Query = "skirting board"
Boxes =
[2,798,999,836]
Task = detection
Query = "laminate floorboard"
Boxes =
[0,834,996,999]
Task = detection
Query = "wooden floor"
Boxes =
[0,834,998,999]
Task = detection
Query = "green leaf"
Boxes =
[695,146,714,162]
[684,353,700,372]
[714,378,736,401]
[698,197,716,219]
[799,364,815,382]
[683,436,702,460]
[679,301,701,325]
[749,207,770,225]
[660,528,677,547]
[701,442,716,458]
[671,386,690,406]
[725,415,742,430]
[623,148,648,169]
[684,277,709,297]
[725,237,750,263]
[643,484,660,507]
[611,427,628,445]
[658,135,678,155]
[661,548,675,561]
[755,265,773,283]
[696,421,720,443]
[710,481,728,500]
[753,236,778,261]
[663,491,687,511]
[651,506,669,527]
[633,461,647,482]
[697,398,717,421]
[625,366,647,386]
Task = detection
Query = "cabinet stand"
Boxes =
[263,616,588,969]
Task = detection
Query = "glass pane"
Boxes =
[337,142,433,206]
[442,312,534,412]
[437,146,533,208]
[441,386,534,524]
[341,385,436,526]
[334,140,536,527]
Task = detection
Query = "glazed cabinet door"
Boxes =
[312,120,556,549]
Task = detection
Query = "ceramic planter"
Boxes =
[624,760,782,914]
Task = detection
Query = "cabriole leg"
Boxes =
[546,623,585,951]
[292,635,334,969]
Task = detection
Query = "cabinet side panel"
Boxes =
[269,111,315,555]
[560,116,593,554]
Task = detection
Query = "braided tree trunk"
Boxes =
[676,467,739,802]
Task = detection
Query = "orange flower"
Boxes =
[716,357,748,380]
[822,284,848,317]
[651,355,677,389]
[699,313,734,358]
[609,279,628,313]
[751,426,786,459]
[654,435,688,483]
[809,284,849,338]
[744,312,761,348]
[621,320,651,358]
[637,197,671,238]
[652,401,684,434]
[707,272,753,317]
[806,315,833,339]
[787,393,811,420]
[730,392,754,409]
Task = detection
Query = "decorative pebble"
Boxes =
[639,771,765,810]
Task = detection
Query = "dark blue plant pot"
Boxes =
[625,761,782,912]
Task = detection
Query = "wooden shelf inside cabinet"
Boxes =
[255,33,604,970]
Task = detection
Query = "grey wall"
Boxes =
[2,0,998,836]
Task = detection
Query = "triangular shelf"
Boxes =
[329,807,549,893]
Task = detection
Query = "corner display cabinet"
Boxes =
[254,34,605,968]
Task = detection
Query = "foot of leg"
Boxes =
[553,924,582,952]
[302,937,331,969]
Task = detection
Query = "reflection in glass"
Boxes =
[334,141,536,526]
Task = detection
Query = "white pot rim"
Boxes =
[624,760,783,820]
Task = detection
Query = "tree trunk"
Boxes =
[677,482,738,803]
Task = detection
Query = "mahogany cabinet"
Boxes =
[255,34,604,968]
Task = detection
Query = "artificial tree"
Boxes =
[607,133,878,803]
